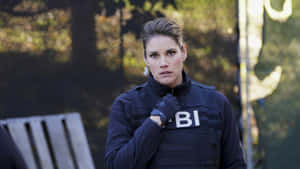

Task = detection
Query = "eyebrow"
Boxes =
[166,48,177,51]
[148,51,159,55]
[148,48,178,54]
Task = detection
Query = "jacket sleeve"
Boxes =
[0,126,28,169]
[219,94,246,169]
[105,94,162,169]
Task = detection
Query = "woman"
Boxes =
[105,18,246,169]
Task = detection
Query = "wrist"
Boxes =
[151,109,167,124]
[150,116,162,127]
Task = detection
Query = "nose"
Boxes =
[159,56,168,68]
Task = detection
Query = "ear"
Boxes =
[143,49,150,66]
[182,44,187,61]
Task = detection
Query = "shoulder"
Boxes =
[190,80,216,90]
[189,80,230,107]
[190,80,217,97]
[110,82,148,119]
[191,80,228,100]
[192,80,228,101]
[114,82,148,104]
[215,90,230,103]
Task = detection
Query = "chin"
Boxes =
[158,79,176,87]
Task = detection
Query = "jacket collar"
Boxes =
[147,70,191,97]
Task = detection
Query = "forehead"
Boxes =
[146,35,179,52]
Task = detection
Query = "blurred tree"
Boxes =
[0,0,176,71]
[71,0,98,69]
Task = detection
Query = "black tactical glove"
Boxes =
[151,93,180,124]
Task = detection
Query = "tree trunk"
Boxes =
[71,0,97,70]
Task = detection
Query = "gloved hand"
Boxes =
[151,93,180,124]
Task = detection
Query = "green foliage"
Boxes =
[175,0,236,34]
[0,9,71,62]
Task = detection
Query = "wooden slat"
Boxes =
[0,113,95,169]
[7,122,38,169]
[65,114,95,169]
[30,120,55,169]
[45,117,75,169]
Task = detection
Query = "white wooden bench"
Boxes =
[0,113,95,169]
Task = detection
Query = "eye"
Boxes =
[149,52,159,58]
[167,50,177,57]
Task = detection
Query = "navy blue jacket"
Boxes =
[105,72,246,169]
[0,126,28,169]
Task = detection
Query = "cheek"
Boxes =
[148,63,159,73]
[173,57,184,68]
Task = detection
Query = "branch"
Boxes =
[0,8,52,17]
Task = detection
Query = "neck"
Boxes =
[168,74,183,88]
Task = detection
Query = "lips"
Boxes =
[160,71,172,75]
[160,71,172,76]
